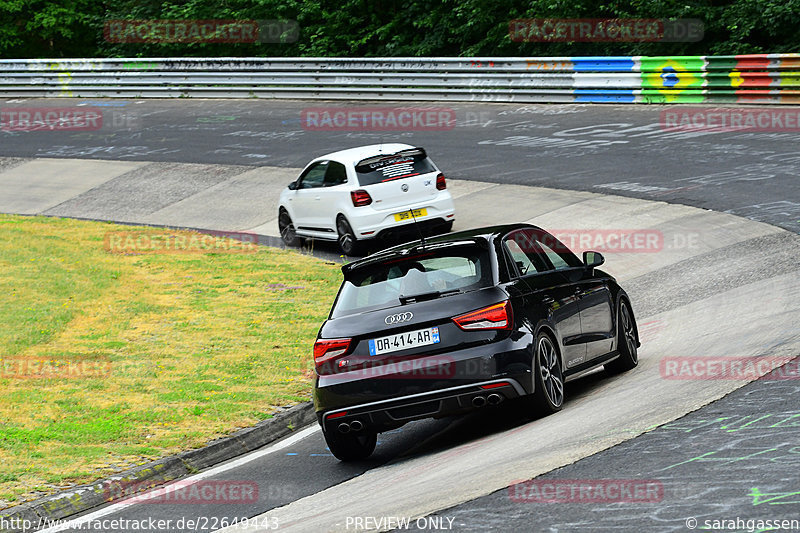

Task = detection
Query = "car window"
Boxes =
[355,151,437,186]
[536,240,571,270]
[535,231,583,270]
[503,229,550,276]
[504,239,539,276]
[331,246,490,318]
[298,161,327,189]
[323,161,348,186]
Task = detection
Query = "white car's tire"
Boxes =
[278,209,302,247]
[336,216,361,256]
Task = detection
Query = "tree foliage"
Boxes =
[0,0,797,58]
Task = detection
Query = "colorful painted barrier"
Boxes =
[0,54,798,103]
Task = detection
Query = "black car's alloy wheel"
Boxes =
[530,332,564,415]
[278,209,300,247]
[323,428,377,461]
[606,299,638,373]
[337,216,359,256]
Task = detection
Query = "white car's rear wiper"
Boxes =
[399,288,461,305]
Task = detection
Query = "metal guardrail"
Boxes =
[1,55,798,103]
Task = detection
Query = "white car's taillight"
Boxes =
[350,189,373,207]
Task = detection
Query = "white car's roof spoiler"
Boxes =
[355,147,426,173]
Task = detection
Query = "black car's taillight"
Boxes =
[350,189,372,207]
[436,173,447,190]
[314,338,352,370]
[453,301,512,331]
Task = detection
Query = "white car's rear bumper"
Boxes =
[348,193,455,240]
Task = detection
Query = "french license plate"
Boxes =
[394,208,428,222]
[369,327,440,356]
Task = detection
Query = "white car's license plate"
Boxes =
[394,208,427,222]
[368,327,440,356]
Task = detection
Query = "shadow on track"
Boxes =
[345,368,619,466]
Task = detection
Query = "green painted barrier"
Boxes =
[638,56,706,73]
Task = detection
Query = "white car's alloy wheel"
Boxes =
[337,216,358,255]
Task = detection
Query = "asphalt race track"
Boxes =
[0,99,799,234]
[413,364,800,532]
[1,98,799,533]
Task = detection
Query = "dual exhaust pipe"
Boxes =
[472,393,503,407]
[336,394,504,433]
[337,419,364,434]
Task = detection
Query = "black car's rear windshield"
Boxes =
[331,245,491,318]
[355,149,437,186]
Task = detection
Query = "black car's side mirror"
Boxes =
[583,251,605,268]
[287,181,298,190]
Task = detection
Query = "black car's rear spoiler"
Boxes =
[341,239,488,279]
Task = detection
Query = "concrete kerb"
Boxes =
[0,402,315,532]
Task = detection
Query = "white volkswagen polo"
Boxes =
[277,144,456,255]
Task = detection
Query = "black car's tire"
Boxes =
[525,332,564,416]
[336,216,360,256]
[323,428,377,461]
[605,298,638,374]
[278,209,301,247]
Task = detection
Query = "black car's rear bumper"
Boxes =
[314,335,534,434]
[318,379,525,435]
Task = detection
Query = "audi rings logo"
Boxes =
[385,312,413,325]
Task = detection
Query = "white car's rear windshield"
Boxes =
[331,245,491,318]
[355,151,437,186]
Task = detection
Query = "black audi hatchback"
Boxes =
[313,223,640,460]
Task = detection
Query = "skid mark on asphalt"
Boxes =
[408,360,800,532]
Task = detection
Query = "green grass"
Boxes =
[0,215,341,507]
